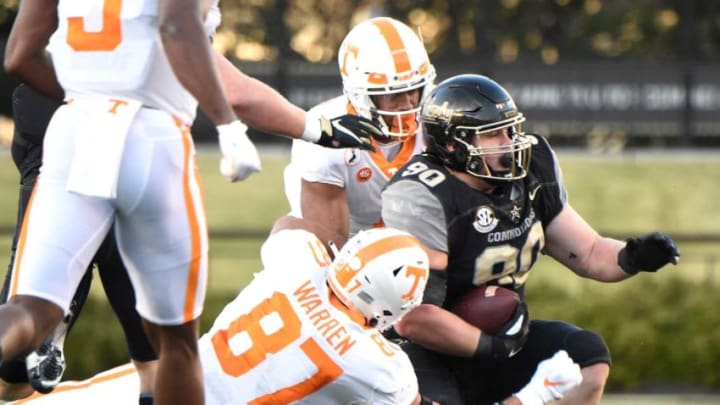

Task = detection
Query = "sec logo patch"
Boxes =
[356,167,373,183]
[473,205,498,233]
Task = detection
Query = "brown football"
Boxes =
[451,285,520,334]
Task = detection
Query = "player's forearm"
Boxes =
[545,205,629,282]
[300,181,350,245]
[4,0,63,101]
[5,53,63,102]
[234,81,306,139]
[158,0,234,125]
[215,53,306,138]
[551,234,628,282]
[395,304,479,357]
[579,236,629,282]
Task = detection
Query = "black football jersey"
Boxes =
[382,135,567,306]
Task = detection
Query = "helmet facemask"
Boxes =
[450,114,533,181]
[346,72,434,140]
[339,17,436,140]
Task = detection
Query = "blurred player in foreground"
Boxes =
[2,0,379,404]
[285,16,434,242]
[11,216,583,405]
[0,1,380,400]
[382,74,680,404]
[0,85,157,405]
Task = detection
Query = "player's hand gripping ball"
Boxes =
[451,285,520,334]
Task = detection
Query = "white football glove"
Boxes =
[217,120,261,182]
[514,350,583,405]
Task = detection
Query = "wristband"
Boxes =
[617,247,638,275]
[514,387,543,405]
[473,333,493,358]
[300,116,321,143]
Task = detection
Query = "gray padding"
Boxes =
[382,180,448,252]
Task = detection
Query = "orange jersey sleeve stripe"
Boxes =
[372,18,411,75]
[356,234,421,266]
[334,234,421,288]
[175,118,205,323]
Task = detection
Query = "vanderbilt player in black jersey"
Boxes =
[381,74,680,405]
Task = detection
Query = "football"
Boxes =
[450,285,520,334]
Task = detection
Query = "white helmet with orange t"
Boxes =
[338,17,436,139]
[326,227,430,331]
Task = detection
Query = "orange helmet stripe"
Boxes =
[334,234,421,288]
[373,18,411,75]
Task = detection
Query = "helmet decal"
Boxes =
[355,167,373,183]
[372,18,412,80]
[326,228,430,331]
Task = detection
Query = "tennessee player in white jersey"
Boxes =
[2,0,381,403]
[10,217,582,405]
[285,17,435,241]
[2,0,245,404]
[11,216,433,405]
[288,96,426,236]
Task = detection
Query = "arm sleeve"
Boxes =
[381,180,448,252]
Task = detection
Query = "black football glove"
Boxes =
[316,114,379,152]
[382,327,409,345]
[618,232,680,275]
[474,301,530,360]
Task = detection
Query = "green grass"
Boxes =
[555,154,720,236]
[2,148,720,296]
[201,151,293,231]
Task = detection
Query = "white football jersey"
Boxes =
[47,0,221,124]
[12,230,418,405]
[285,96,425,236]
[201,229,418,404]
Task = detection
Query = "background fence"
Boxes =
[183,60,720,150]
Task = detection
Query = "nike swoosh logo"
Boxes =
[544,378,572,387]
[334,122,356,139]
[529,184,542,201]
